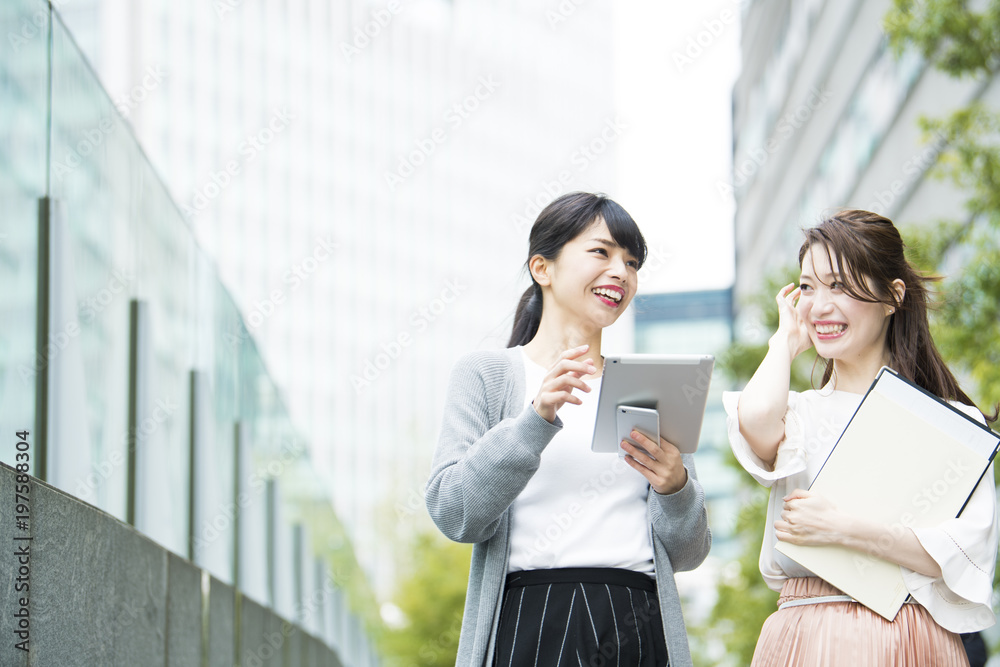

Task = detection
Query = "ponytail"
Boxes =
[507,283,543,348]
[506,192,646,349]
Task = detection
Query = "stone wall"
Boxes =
[0,462,345,667]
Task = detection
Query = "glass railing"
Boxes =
[0,1,380,664]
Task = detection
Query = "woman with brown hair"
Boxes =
[725,210,998,665]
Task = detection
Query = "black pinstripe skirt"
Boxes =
[492,568,669,667]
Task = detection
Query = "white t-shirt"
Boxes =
[723,388,998,633]
[507,349,655,574]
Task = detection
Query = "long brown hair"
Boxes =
[799,210,995,421]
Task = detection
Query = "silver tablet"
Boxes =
[590,354,715,455]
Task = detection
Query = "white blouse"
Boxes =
[507,349,655,574]
[723,389,998,633]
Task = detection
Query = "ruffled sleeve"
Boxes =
[722,391,807,487]
[900,405,999,633]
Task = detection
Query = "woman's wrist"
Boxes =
[531,399,555,424]
[767,333,797,363]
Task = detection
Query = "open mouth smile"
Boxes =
[814,321,847,339]
[592,286,624,307]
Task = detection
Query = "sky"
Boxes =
[614,0,740,296]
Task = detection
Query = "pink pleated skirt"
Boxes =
[751,578,969,667]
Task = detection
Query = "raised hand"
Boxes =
[532,345,598,423]
[772,283,813,360]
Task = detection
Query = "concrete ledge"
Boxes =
[0,463,349,667]
[166,553,202,667]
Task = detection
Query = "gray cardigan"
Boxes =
[426,348,712,667]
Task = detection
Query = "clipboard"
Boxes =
[775,367,1000,620]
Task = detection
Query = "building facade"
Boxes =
[55,0,625,598]
[731,0,999,332]
[632,288,739,626]
[1,2,379,662]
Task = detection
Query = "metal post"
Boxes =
[34,197,52,481]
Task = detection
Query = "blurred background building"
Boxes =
[729,0,1000,658]
[10,0,996,663]
[633,289,738,557]
[632,288,739,626]
[731,0,999,321]
[2,0,748,662]
[1,1,379,663]
[53,0,627,601]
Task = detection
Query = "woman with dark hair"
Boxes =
[426,192,711,666]
[725,210,998,665]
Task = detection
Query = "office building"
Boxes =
[632,288,739,625]
[56,1,624,597]
[1,2,379,662]
[731,0,999,333]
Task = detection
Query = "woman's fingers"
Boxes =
[533,347,600,421]
[783,489,810,502]
[626,428,657,451]
[546,373,592,395]
[621,434,687,495]
[621,439,655,464]
[553,357,597,377]
[557,344,593,366]
[776,284,801,312]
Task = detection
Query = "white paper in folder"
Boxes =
[775,367,1000,621]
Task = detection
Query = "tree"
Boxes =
[883,0,1000,408]
[886,1,1000,609]
[380,530,472,666]
[701,5,1000,659]
[689,270,819,666]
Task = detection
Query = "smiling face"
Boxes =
[797,244,895,364]
[531,216,639,330]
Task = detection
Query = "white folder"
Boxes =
[775,367,999,620]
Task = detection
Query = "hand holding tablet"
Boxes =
[616,405,659,459]
[591,354,715,456]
